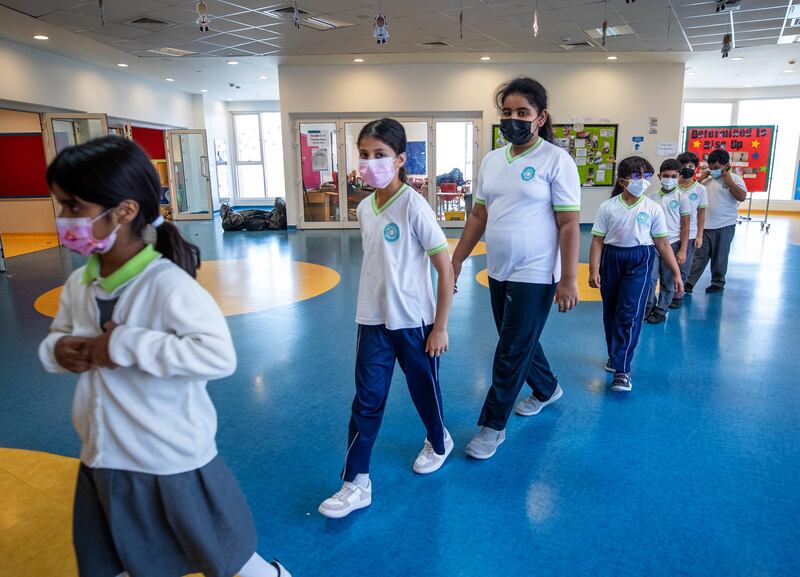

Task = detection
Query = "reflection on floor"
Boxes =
[1,217,799,577]
[1,233,59,258]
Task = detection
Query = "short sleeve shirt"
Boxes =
[705,173,747,229]
[678,181,708,239]
[591,194,668,247]
[356,184,448,330]
[653,189,691,244]
[474,138,581,283]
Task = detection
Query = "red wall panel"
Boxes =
[0,133,49,198]
[131,126,166,160]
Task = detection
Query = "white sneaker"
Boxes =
[515,384,564,417]
[413,428,454,474]
[318,480,372,519]
[465,426,506,460]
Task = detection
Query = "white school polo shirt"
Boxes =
[591,194,668,247]
[653,189,691,244]
[678,181,708,240]
[474,138,581,284]
[356,184,448,330]
[705,172,746,229]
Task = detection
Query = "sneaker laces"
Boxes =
[418,440,435,462]
[331,482,359,502]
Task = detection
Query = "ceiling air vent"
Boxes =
[129,17,169,25]
[789,4,800,27]
[559,41,595,50]
[263,6,352,30]
[419,41,451,48]
[147,47,197,57]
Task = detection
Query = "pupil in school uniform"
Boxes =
[452,77,582,460]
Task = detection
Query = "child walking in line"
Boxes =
[39,136,290,577]
[319,118,454,519]
[589,156,683,392]
[644,159,690,325]
[670,151,708,309]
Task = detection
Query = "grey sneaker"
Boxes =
[605,359,615,373]
[318,480,372,519]
[413,428,454,474]
[515,384,564,417]
[611,373,632,392]
[465,426,506,460]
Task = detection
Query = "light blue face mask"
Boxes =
[710,168,723,179]
[625,178,650,197]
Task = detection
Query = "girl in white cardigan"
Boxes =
[39,136,290,577]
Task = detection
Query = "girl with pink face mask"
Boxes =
[319,118,455,519]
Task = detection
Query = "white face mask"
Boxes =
[625,177,650,197]
[661,178,678,191]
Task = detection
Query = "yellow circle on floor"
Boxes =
[447,239,486,257]
[475,263,601,302]
[34,260,341,318]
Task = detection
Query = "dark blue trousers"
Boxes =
[342,324,445,482]
[600,244,656,375]
[478,278,558,431]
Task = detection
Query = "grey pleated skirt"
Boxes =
[73,456,258,577]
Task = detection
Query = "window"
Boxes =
[736,99,800,200]
[682,102,734,128]
[230,112,286,202]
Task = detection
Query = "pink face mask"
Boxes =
[56,210,120,256]
[358,157,397,189]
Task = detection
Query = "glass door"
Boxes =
[433,120,477,227]
[164,129,213,220]
[41,113,110,237]
[296,121,342,228]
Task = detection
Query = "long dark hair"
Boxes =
[612,156,655,197]
[46,136,201,277]
[358,118,408,184]
[495,77,554,143]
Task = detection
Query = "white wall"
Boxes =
[279,62,686,226]
[201,97,231,211]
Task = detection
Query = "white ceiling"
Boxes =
[0,0,798,99]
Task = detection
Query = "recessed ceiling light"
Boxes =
[480,56,491,61]
[165,78,175,82]
[33,35,49,40]
[606,55,618,60]
[227,60,239,65]
[353,58,364,62]
[117,63,128,67]
[745,84,753,87]
[782,69,794,73]
[200,89,208,93]
[686,71,697,75]
[226,98,233,101]
[258,75,268,79]
[730,56,744,61]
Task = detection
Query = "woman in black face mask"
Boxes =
[451,77,581,460]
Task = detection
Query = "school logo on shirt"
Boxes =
[690,192,699,201]
[636,211,650,225]
[521,166,536,181]
[669,200,679,210]
[383,222,400,243]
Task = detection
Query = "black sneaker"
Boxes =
[669,298,682,309]
[684,283,694,294]
[645,310,667,324]
[605,359,615,373]
[706,284,724,294]
[611,373,632,392]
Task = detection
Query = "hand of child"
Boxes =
[694,237,703,249]
[677,251,687,266]
[588,270,601,289]
[674,277,685,297]
[554,278,579,313]
[425,328,449,358]
[452,259,462,287]
[85,321,119,369]
[54,336,93,373]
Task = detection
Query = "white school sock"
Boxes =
[354,473,371,489]
[238,552,279,577]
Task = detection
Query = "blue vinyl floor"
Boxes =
[1,217,799,577]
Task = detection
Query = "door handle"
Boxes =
[200,155,209,179]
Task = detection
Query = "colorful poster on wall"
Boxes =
[683,125,776,193]
[492,124,507,150]
[553,124,618,187]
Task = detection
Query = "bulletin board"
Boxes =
[683,125,776,193]
[406,141,427,176]
[553,124,618,187]
[491,123,618,187]
[0,133,49,198]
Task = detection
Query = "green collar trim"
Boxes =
[371,184,409,216]
[678,181,697,192]
[81,244,161,293]
[504,137,543,164]
[659,189,677,197]
[617,194,645,210]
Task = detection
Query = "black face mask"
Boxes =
[500,118,535,146]
[680,167,696,179]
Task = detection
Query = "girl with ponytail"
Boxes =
[41,136,291,577]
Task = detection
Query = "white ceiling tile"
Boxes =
[39,10,102,32]
[0,0,85,18]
